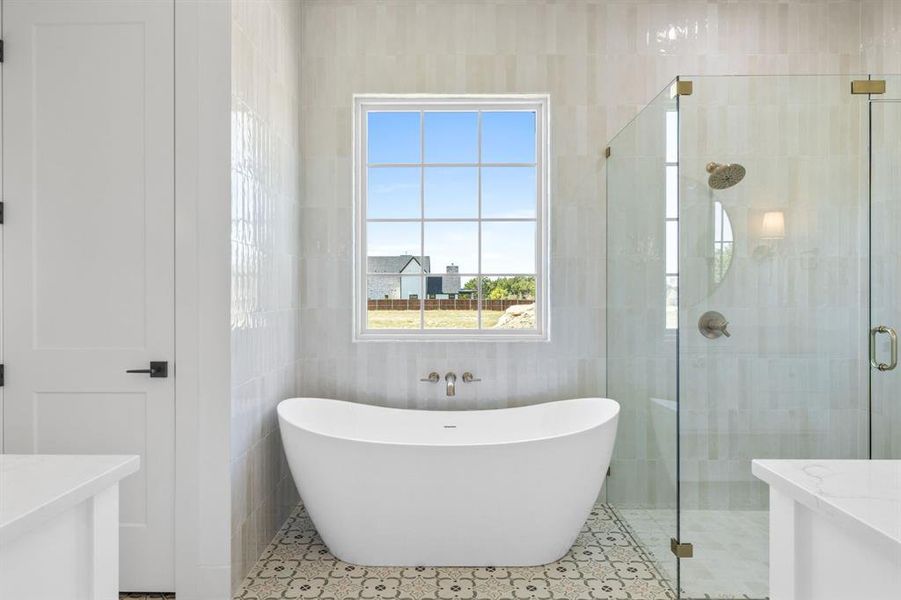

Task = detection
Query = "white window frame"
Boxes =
[353,94,550,342]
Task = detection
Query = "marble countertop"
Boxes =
[752,459,901,548]
[0,454,140,544]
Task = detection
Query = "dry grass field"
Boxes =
[368,310,505,329]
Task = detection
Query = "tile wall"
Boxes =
[677,75,871,510]
[862,0,901,74]
[230,0,303,591]
[296,0,886,409]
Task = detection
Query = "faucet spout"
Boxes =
[445,372,457,397]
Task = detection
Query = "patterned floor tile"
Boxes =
[618,508,769,600]
[119,594,175,600]
[235,503,675,600]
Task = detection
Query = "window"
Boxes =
[354,95,549,340]
[713,201,734,284]
[664,109,678,330]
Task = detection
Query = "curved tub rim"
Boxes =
[277,396,620,449]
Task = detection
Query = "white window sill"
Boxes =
[354,330,550,343]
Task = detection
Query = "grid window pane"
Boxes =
[424,167,478,218]
[424,112,478,163]
[367,275,422,329]
[482,167,537,218]
[368,112,420,163]
[367,222,422,271]
[424,276,478,330]
[665,220,678,274]
[368,167,421,218]
[482,111,536,163]
[491,301,536,329]
[665,275,678,330]
[424,222,478,275]
[481,221,536,274]
[666,165,678,219]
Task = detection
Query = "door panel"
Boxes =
[2,0,175,591]
[33,20,149,349]
[871,97,901,459]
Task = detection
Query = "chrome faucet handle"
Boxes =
[420,372,440,383]
[462,372,481,383]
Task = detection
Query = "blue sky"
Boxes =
[366,110,537,278]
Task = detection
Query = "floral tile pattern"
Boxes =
[235,503,675,600]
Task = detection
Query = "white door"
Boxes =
[2,0,175,591]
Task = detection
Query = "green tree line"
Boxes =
[463,276,536,300]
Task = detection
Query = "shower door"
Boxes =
[676,75,871,599]
[606,82,680,592]
[871,80,901,459]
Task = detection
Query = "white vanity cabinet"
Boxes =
[753,459,901,600]
[0,454,139,600]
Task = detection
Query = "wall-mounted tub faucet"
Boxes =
[445,372,457,396]
[420,371,477,395]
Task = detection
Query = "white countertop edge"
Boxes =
[0,454,140,545]
[752,459,900,550]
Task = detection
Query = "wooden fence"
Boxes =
[367,298,533,311]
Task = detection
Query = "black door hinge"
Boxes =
[0,365,5,387]
[0,202,4,224]
[1,40,5,63]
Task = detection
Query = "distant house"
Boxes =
[367,255,429,299]
[367,256,466,300]
[427,263,461,297]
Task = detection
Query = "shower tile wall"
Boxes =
[606,86,678,511]
[862,0,901,73]
[870,85,901,460]
[230,0,303,590]
[678,76,870,510]
[296,0,886,468]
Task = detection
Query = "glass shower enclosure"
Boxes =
[606,75,900,599]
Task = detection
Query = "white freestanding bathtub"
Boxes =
[277,397,620,566]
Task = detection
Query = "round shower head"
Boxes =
[706,162,746,190]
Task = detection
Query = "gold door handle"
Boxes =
[870,326,897,371]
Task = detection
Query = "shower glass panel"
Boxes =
[677,75,870,599]
[871,85,901,460]
[606,82,679,591]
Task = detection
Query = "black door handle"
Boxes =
[126,361,168,378]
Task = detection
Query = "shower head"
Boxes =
[706,162,746,190]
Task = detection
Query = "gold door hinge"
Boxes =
[670,80,693,98]
[851,80,886,95]
[670,538,693,558]
[604,146,611,159]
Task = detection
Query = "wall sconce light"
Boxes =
[760,211,785,240]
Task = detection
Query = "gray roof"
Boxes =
[368,255,431,274]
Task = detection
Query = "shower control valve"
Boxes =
[462,372,481,383]
[698,311,731,339]
[420,372,440,383]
